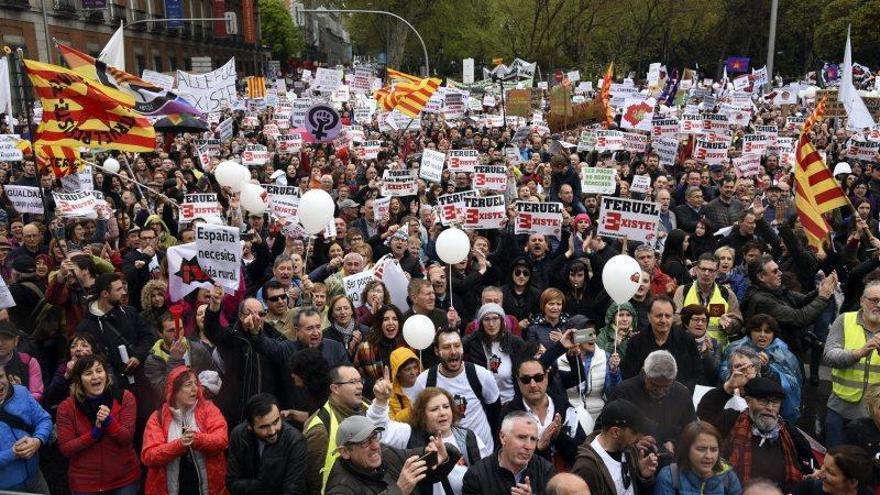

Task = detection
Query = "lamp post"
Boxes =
[766,0,778,90]
[300,8,429,76]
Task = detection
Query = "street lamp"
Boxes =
[300,8,430,76]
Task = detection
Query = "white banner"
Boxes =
[313,67,343,91]
[344,270,375,308]
[473,165,508,191]
[180,193,223,224]
[419,149,446,183]
[381,170,418,197]
[195,224,241,291]
[141,69,175,91]
[463,195,506,230]
[436,190,477,226]
[4,185,43,214]
[242,144,269,166]
[595,130,624,152]
[694,139,729,165]
[447,149,479,173]
[176,57,237,113]
[53,191,98,219]
[60,164,94,192]
[515,202,563,237]
[356,140,381,160]
[597,196,661,244]
[742,134,769,155]
[580,166,617,194]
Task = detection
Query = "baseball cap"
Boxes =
[566,315,596,330]
[597,399,652,433]
[0,321,22,338]
[336,416,384,446]
[11,255,36,274]
[339,199,360,209]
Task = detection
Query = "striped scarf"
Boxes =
[727,411,803,490]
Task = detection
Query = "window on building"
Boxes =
[136,54,146,75]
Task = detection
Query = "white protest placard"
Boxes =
[580,166,617,194]
[462,58,475,84]
[742,134,769,155]
[622,133,648,153]
[265,185,300,221]
[473,165,508,192]
[53,191,98,219]
[0,276,14,309]
[577,130,596,152]
[419,149,446,183]
[180,193,223,224]
[733,154,762,177]
[597,196,660,244]
[313,67,343,91]
[732,75,750,91]
[702,113,730,132]
[4,185,43,214]
[786,116,806,132]
[463,195,506,230]
[217,117,235,141]
[277,134,303,153]
[195,139,221,157]
[350,66,373,94]
[141,69,174,91]
[482,94,497,107]
[653,137,679,167]
[0,135,23,161]
[694,139,729,165]
[679,113,703,134]
[374,196,391,222]
[195,224,241,291]
[847,139,880,162]
[755,125,779,144]
[196,144,211,170]
[444,92,465,120]
[242,144,269,166]
[344,270,375,308]
[242,115,259,128]
[176,57,237,113]
[60,164,94,192]
[291,98,311,128]
[630,175,651,194]
[567,70,581,82]
[503,146,522,164]
[651,119,679,140]
[515,202,563,237]
[620,99,654,131]
[436,190,477,226]
[355,140,381,160]
[447,149,479,173]
[595,130,624,152]
[381,169,418,197]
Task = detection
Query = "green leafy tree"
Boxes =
[259,0,304,62]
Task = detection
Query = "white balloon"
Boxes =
[240,183,268,215]
[102,157,120,174]
[805,86,817,99]
[435,227,470,264]
[229,165,252,193]
[403,314,435,350]
[298,189,336,234]
[602,255,642,304]
[215,161,241,187]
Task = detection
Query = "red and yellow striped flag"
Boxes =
[35,143,81,178]
[24,59,155,153]
[247,76,267,99]
[599,62,614,128]
[795,96,849,250]
[386,68,422,84]
[373,68,441,118]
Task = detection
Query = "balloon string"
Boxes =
[448,263,453,311]
[613,306,620,355]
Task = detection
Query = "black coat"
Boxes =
[461,452,556,495]
[621,326,705,390]
[500,393,587,468]
[226,421,307,495]
[121,248,166,311]
[325,444,461,495]
[609,374,696,448]
[76,303,154,379]
[462,329,526,371]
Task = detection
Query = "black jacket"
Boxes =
[76,303,154,379]
[500,393,587,468]
[226,421,307,495]
[325,444,461,495]
[621,326,705,390]
[609,374,696,448]
[571,430,654,495]
[121,249,166,311]
[461,452,556,495]
[462,329,526,371]
[742,285,831,353]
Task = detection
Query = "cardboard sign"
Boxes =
[242,144,269,166]
[702,113,730,132]
[54,191,99,219]
[217,117,235,141]
[463,195,506,230]
[436,190,477,226]
[419,149,446,183]
[180,193,223,224]
[0,135,23,161]
[60,164,94,192]
[195,224,241,291]
[313,67,343,91]
[4,185,43,214]
[473,165,508,191]
[447,149,479,173]
[742,134,769,155]
[694,139,729,165]
[577,130,597,152]
[580,166,617,194]
[195,139,221,156]
[344,270,375,308]
[653,137,679,167]
[515,201,563,237]
[630,175,651,194]
[733,154,762,177]
[622,132,648,153]
[595,130,625,152]
[176,57,237,113]
[381,169,418,196]
[265,185,300,220]
[597,196,661,243]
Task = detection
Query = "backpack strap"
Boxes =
[464,362,483,399]
[426,366,439,388]
[670,463,680,492]
[20,281,44,299]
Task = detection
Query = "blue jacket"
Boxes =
[0,384,53,490]
[655,464,742,495]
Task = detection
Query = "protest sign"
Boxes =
[630,175,651,194]
[419,149,446,183]
[262,124,280,139]
[242,144,269,166]
[305,104,342,142]
[277,134,303,153]
[0,135,23,161]
[620,100,654,131]
[381,170,418,196]
[217,117,234,141]
[732,75,750,91]
[580,166,617,194]
[444,92,465,119]
[577,130,597,152]
[463,195,506,230]
[506,89,533,117]
[679,113,703,134]
[742,134,769,155]
[622,133,648,153]
[694,139,729,165]
[503,146,522,164]
[351,66,372,94]
[374,196,391,222]
[515,202,563,237]
[786,116,806,132]
[195,139,221,156]
[755,125,779,145]
[291,98,311,128]
[196,144,211,170]
[176,58,237,113]
[265,185,300,220]
[60,164,93,192]
[180,193,223,224]
[473,165,508,191]
[447,149,479,173]
[0,276,14,309]
[733,154,762,177]
[4,185,43,214]
[54,191,98,219]
[653,137,679,167]
[356,140,381,160]
[437,190,477,226]
[313,67,343,91]
[597,196,660,243]
[141,69,174,91]
[344,270,375,308]
[595,130,624,152]
[702,113,730,132]
[195,224,241,291]
[847,139,880,162]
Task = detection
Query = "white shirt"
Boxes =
[486,341,514,403]
[590,436,634,495]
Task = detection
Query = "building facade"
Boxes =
[290,0,350,66]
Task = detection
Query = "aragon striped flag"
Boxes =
[247,76,267,99]
[373,68,441,118]
[794,97,848,250]
[35,143,81,178]
[24,58,155,153]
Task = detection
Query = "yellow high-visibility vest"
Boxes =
[683,283,729,345]
[831,311,880,403]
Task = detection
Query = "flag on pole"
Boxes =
[725,56,750,74]
[838,25,875,130]
[24,58,156,153]
[599,62,614,128]
[35,143,81,178]
[795,97,849,250]
[373,69,441,118]
[247,76,267,99]
[99,21,126,71]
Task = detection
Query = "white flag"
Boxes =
[839,25,875,130]
[0,57,12,120]
[99,21,126,70]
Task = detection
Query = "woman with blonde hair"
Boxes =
[525,287,569,349]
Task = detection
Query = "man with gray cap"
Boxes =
[324,415,460,495]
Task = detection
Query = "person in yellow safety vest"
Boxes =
[824,281,880,448]
[305,364,370,494]
[673,253,743,346]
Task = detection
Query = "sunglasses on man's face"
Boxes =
[518,373,546,385]
[266,294,288,302]
[514,269,531,277]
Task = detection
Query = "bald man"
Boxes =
[547,473,591,495]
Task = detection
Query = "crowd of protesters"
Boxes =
[1,67,880,495]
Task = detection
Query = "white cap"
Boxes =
[833,162,852,177]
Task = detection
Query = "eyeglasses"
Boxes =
[333,378,365,386]
[689,316,708,323]
[754,397,782,407]
[349,431,382,449]
[266,294,288,302]
[518,373,546,385]
[863,296,880,307]
[514,269,531,277]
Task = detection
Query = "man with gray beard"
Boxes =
[718,377,813,493]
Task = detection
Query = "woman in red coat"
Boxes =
[142,365,229,495]
[56,354,141,494]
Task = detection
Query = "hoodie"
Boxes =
[501,256,542,322]
[145,214,178,250]
[389,347,420,423]
[597,302,637,360]
[141,366,229,495]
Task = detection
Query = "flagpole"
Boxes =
[83,158,181,208]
